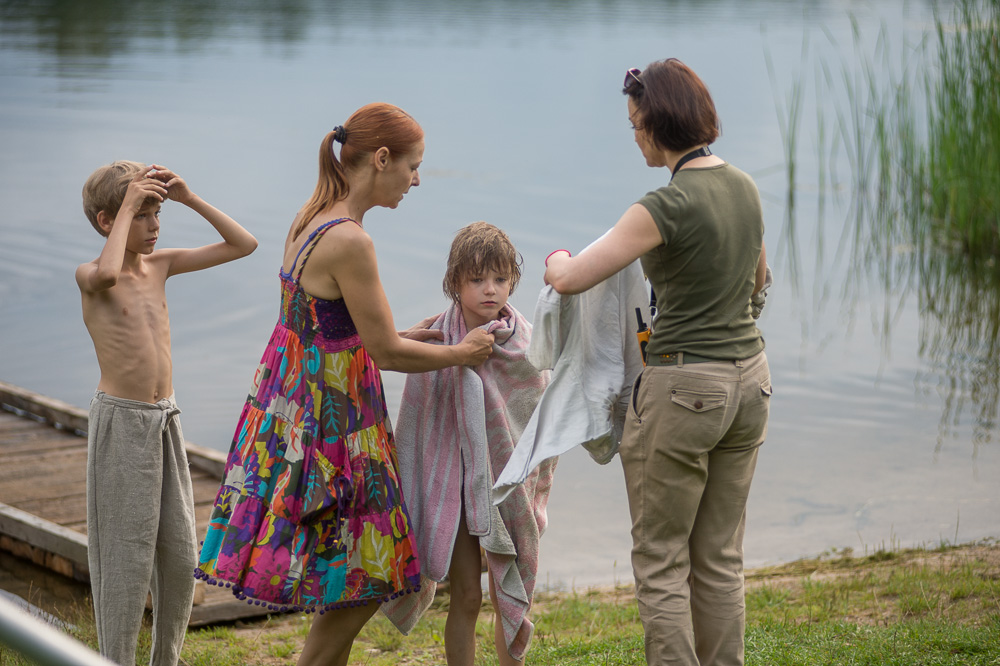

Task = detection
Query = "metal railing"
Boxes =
[0,594,115,666]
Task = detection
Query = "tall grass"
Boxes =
[924,0,1000,255]
[795,0,1000,257]
[763,27,807,295]
[772,0,1000,442]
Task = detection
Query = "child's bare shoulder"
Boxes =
[75,258,100,291]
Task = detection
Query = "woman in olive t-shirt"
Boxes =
[543,58,771,666]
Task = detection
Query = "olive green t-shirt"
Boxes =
[637,163,765,360]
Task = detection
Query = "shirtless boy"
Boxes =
[76,161,257,666]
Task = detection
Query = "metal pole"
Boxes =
[0,594,115,666]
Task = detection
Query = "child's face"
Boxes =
[458,268,511,328]
[125,201,162,255]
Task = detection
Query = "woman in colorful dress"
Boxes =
[195,102,495,666]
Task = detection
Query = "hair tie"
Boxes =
[332,125,347,144]
[545,249,571,266]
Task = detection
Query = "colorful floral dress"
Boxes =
[195,218,421,613]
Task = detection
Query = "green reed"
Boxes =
[771,0,1000,442]
[923,0,1000,255]
[814,0,998,259]
[763,27,807,295]
[775,0,999,269]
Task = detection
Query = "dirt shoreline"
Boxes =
[1,539,996,665]
[215,539,1000,649]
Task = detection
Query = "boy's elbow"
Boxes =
[92,271,118,291]
[223,238,257,261]
[237,236,259,257]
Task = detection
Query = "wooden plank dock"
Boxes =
[0,380,266,626]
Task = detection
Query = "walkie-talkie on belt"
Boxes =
[635,307,650,365]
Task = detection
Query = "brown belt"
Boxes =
[645,351,721,367]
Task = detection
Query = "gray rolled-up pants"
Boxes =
[87,391,197,666]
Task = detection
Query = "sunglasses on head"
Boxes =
[624,67,643,93]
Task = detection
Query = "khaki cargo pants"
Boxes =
[620,351,771,666]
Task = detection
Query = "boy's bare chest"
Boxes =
[114,278,168,330]
[83,270,175,402]
[87,273,171,340]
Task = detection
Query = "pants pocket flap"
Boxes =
[669,389,726,413]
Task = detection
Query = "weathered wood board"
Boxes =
[0,381,266,626]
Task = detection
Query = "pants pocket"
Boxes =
[669,388,727,413]
[663,383,730,447]
[628,370,645,422]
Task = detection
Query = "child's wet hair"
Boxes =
[81,160,146,236]
[443,222,522,304]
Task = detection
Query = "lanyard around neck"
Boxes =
[670,146,712,179]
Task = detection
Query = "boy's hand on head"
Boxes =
[120,165,168,215]
[149,165,195,206]
[399,314,444,342]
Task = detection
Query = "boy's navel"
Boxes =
[122,307,128,315]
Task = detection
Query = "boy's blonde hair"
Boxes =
[82,160,146,236]
[443,222,522,304]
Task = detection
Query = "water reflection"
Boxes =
[0,0,314,63]
[1,0,993,585]
[2,0,836,67]
[772,5,998,454]
[918,252,1000,456]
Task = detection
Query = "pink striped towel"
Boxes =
[381,302,554,661]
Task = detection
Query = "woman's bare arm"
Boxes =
[544,204,662,294]
[320,226,492,371]
[754,241,768,294]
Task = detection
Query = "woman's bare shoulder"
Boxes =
[316,219,371,253]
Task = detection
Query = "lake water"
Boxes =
[1,0,996,589]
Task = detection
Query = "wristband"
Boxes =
[545,249,571,266]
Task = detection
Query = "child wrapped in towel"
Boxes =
[382,222,554,664]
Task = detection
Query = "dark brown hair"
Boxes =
[81,160,146,236]
[442,222,522,304]
[294,102,424,239]
[624,58,720,152]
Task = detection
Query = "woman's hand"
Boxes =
[543,250,572,285]
[398,314,444,342]
[457,328,495,366]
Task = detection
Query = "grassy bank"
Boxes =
[3,540,996,665]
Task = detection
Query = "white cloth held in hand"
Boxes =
[493,259,648,504]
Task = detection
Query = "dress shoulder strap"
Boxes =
[289,217,356,281]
